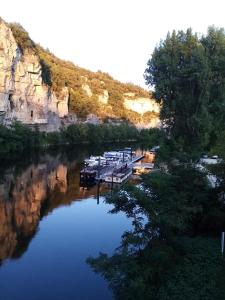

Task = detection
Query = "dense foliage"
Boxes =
[88,166,225,299]
[9,22,157,124]
[145,27,225,154]
[0,122,163,156]
[87,26,225,299]
[0,122,42,154]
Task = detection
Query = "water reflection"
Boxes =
[0,145,153,299]
[0,152,107,264]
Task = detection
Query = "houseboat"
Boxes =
[104,150,132,163]
[84,156,107,167]
[80,148,138,185]
[80,169,97,186]
[104,164,133,184]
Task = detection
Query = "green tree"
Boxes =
[145,29,211,153]
[87,166,225,299]
[201,27,225,146]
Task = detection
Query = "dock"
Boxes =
[98,155,144,181]
[133,162,154,169]
[80,155,145,183]
[130,155,145,164]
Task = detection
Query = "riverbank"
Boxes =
[88,160,225,299]
[0,122,163,157]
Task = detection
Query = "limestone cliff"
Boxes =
[0,18,160,129]
[0,20,69,131]
[81,83,160,127]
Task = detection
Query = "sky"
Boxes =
[1,0,225,88]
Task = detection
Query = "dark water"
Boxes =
[0,145,145,300]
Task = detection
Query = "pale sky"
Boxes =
[1,0,225,88]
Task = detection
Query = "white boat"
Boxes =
[104,151,123,159]
[104,164,132,183]
[105,169,132,183]
[84,156,107,167]
[104,151,131,162]
[105,157,121,166]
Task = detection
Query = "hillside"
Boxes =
[38,46,160,124]
[0,19,159,130]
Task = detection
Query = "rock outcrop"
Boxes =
[123,95,160,115]
[123,92,160,128]
[98,90,109,104]
[0,20,69,131]
[78,82,160,127]
[82,83,93,97]
[0,18,160,130]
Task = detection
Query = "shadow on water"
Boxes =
[0,142,148,264]
[0,142,153,300]
[0,145,101,263]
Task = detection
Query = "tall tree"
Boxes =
[201,26,225,145]
[145,29,211,153]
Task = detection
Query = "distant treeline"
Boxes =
[0,122,163,156]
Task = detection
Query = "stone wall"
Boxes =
[0,20,69,131]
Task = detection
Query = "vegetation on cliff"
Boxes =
[9,23,36,54]
[9,22,157,124]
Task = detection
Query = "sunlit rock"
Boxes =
[124,97,160,115]
[0,20,69,131]
[98,90,109,104]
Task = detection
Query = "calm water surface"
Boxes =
[0,145,143,300]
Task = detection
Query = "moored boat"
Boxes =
[84,156,107,167]
[80,169,97,185]
[80,148,138,185]
[104,164,132,183]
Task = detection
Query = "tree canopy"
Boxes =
[88,166,225,299]
[145,27,225,154]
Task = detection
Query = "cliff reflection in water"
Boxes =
[0,153,104,264]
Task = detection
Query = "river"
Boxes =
[0,144,147,300]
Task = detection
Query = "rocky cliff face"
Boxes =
[81,83,160,127]
[123,93,160,114]
[0,20,69,131]
[0,19,160,130]
[123,93,160,127]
